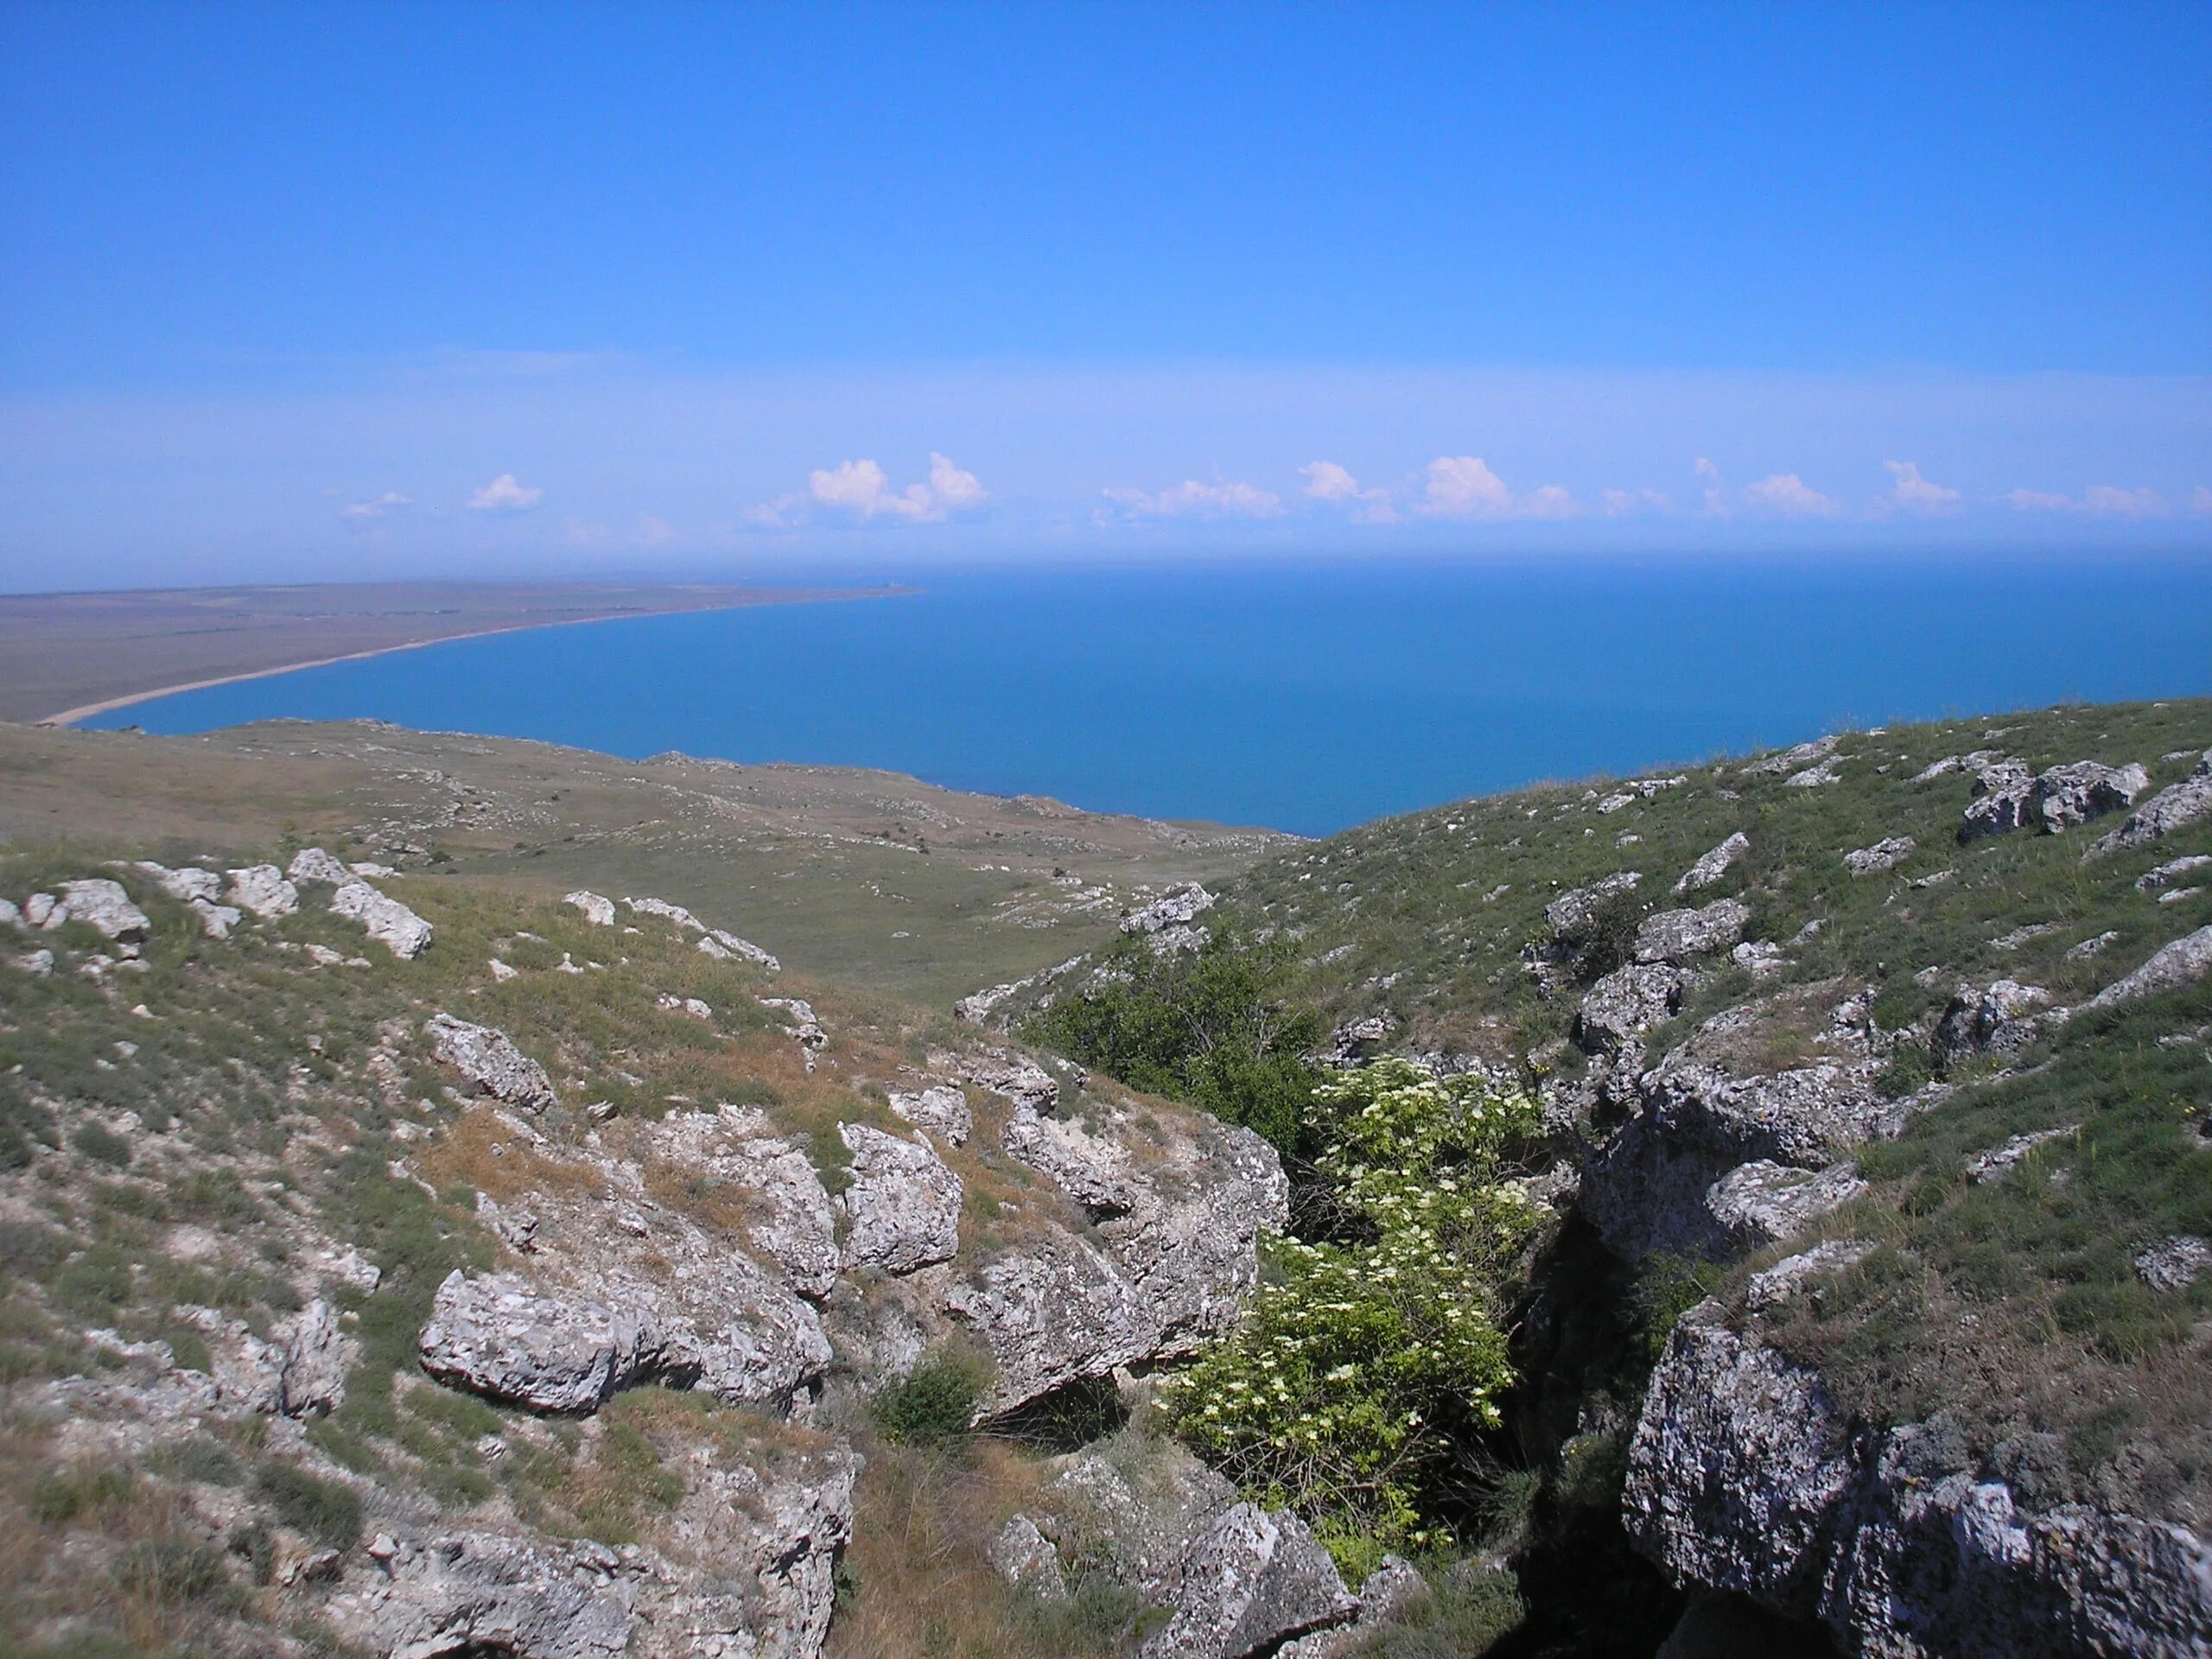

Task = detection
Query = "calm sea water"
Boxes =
[92,559,2212,836]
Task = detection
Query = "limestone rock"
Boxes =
[428,1014,557,1111]
[650,1107,839,1301]
[936,1046,1059,1113]
[2089,749,2212,856]
[226,863,299,918]
[331,880,433,958]
[1584,1025,1894,1262]
[1844,836,1916,876]
[1965,1127,2072,1184]
[22,892,59,927]
[1624,1316,1855,1614]
[1139,1503,1357,1659]
[1625,1319,2212,1652]
[286,846,353,886]
[1740,735,1839,778]
[1277,1556,1427,1659]
[2139,855,2212,891]
[887,1084,971,1146]
[1122,883,1215,935]
[2137,1236,2212,1293]
[327,1531,637,1659]
[946,1232,1151,1415]
[2087,927,2212,1009]
[838,1123,961,1275]
[1675,832,1751,895]
[2036,760,2150,832]
[1745,1240,1874,1312]
[1576,963,1693,1054]
[1635,898,1751,965]
[1934,979,2051,1065]
[419,1269,683,1413]
[1706,1160,1866,1252]
[57,879,149,948]
[13,948,54,976]
[277,1298,353,1417]
[988,1515,1070,1603]
[1544,871,1643,940]
[700,929,781,970]
[564,890,616,925]
[0,897,19,927]
[1962,759,2148,842]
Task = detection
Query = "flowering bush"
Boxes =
[1162,1058,1543,1562]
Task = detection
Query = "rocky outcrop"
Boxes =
[564,889,617,925]
[2088,749,2212,856]
[1934,979,2051,1065]
[837,1124,961,1275]
[330,1530,639,1659]
[56,879,150,950]
[226,863,299,918]
[1122,883,1216,936]
[1675,832,1751,896]
[427,1014,557,1111]
[277,1297,353,1417]
[1583,1001,1894,1262]
[420,1269,688,1413]
[287,846,353,886]
[2085,926,2212,1010]
[2137,1236,2210,1293]
[935,1046,1059,1113]
[1577,963,1692,1054]
[887,1083,971,1145]
[1635,898,1751,966]
[988,1515,1071,1602]
[1961,760,2148,843]
[1625,1316,2212,1656]
[1843,836,1916,876]
[1138,1503,1357,1659]
[331,879,434,958]
[651,1107,838,1301]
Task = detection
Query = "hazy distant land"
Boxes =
[0,580,904,725]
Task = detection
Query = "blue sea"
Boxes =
[91,558,2212,837]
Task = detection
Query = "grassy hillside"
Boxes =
[0,719,1285,1008]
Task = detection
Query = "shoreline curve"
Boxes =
[37,588,911,728]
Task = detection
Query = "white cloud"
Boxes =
[1103,478,1283,519]
[1694,457,1732,518]
[1300,461,1398,522]
[925,452,987,511]
[1743,473,1843,518]
[2194,486,2212,518]
[1414,455,1580,520]
[2006,484,2169,517]
[801,453,988,523]
[468,473,543,512]
[338,491,411,522]
[2083,484,2166,517]
[1881,460,1962,513]
[1418,455,1515,519]
[1602,488,1674,516]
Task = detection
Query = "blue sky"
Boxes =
[3,2,2208,586]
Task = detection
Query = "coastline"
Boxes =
[35,586,912,727]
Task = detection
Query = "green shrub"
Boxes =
[1164,1060,1541,1562]
[1022,929,1320,1155]
[254,1461,364,1549]
[871,1350,988,1446]
[149,1436,244,1487]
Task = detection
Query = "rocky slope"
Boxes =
[0,845,1334,1657]
[982,698,2212,1656]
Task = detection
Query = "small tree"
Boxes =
[1160,1059,1542,1566]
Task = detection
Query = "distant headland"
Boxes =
[0,580,911,726]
